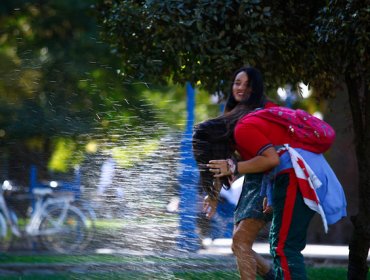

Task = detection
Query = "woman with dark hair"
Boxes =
[206,104,347,279]
[224,66,274,113]
[194,66,276,279]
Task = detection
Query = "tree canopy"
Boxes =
[0,0,221,180]
[0,0,174,179]
[99,0,331,95]
[99,0,369,97]
[0,0,154,141]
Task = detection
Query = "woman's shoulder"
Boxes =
[237,112,267,128]
[264,101,280,108]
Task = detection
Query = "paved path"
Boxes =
[93,240,357,261]
[198,239,370,262]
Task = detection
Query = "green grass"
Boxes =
[0,254,135,264]
[0,254,221,265]
[0,268,348,280]
[307,267,348,280]
[0,271,239,280]
[93,216,177,229]
[16,215,179,231]
[0,253,351,280]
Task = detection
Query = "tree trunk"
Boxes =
[346,73,370,280]
[348,214,370,279]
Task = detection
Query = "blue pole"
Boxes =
[177,82,200,252]
[29,165,37,193]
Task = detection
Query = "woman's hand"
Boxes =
[203,195,218,219]
[209,147,280,177]
[208,159,231,177]
[203,178,221,218]
[263,197,273,214]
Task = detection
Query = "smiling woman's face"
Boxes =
[232,71,252,103]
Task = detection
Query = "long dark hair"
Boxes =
[192,104,255,196]
[192,117,235,195]
[224,66,267,113]
[221,104,255,141]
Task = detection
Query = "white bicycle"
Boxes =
[0,180,93,253]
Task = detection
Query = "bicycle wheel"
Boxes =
[72,199,96,248]
[0,213,12,252]
[39,205,89,253]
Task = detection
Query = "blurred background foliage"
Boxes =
[0,0,221,183]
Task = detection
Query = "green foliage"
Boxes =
[315,0,370,80]
[0,0,168,142]
[98,0,280,94]
[1,0,192,176]
[195,87,223,122]
[98,0,369,99]
[48,137,81,172]
[141,83,220,129]
[141,84,188,129]
[112,139,160,168]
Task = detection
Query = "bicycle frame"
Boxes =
[25,188,80,236]
[0,212,7,238]
[1,181,92,253]
[0,188,20,237]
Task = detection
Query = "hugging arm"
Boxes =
[208,147,279,177]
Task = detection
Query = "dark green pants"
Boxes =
[269,169,315,280]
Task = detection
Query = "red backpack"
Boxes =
[248,107,336,153]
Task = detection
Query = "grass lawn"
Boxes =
[0,268,349,280]
[0,254,349,280]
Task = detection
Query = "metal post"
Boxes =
[177,82,200,252]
